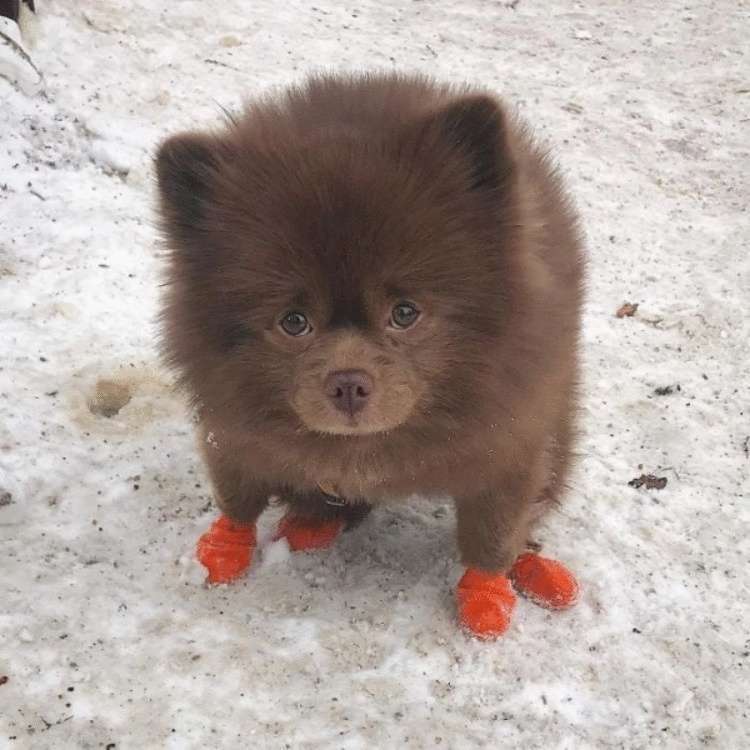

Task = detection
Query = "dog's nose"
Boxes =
[324,370,373,416]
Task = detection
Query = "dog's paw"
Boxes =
[196,515,256,584]
[456,568,517,639]
[509,552,579,610]
[274,515,344,552]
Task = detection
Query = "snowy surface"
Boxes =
[1,1,749,747]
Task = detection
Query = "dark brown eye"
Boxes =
[280,311,311,337]
[390,302,420,329]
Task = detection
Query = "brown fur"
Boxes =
[156,72,585,572]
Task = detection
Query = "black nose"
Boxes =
[324,370,373,416]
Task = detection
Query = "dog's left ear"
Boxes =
[155,132,225,235]
[422,95,515,193]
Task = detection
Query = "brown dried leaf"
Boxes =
[628,474,668,490]
[616,302,639,318]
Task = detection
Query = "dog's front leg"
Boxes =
[454,466,578,638]
[196,445,270,584]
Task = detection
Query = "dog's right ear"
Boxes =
[155,133,223,231]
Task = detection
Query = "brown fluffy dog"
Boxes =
[156,73,584,630]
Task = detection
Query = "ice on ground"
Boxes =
[1,1,749,748]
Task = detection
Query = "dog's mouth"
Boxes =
[307,413,397,437]
[292,395,414,437]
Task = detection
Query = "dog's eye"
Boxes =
[390,302,420,329]
[280,311,311,337]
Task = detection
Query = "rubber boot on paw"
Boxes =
[196,515,256,584]
[456,568,517,639]
[509,552,579,610]
[275,515,344,552]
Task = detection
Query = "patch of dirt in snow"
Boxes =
[1,1,749,748]
[66,361,182,432]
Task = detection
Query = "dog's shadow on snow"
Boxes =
[218,499,458,620]
[338,500,456,576]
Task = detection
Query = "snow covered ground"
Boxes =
[1,1,748,747]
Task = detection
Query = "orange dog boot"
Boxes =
[196,515,256,584]
[509,552,579,610]
[456,568,517,639]
[275,515,345,552]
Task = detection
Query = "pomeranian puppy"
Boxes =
[156,73,585,638]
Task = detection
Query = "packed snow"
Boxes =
[1,1,748,747]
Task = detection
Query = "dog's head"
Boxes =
[157,77,520,439]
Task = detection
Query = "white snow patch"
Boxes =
[261,538,292,568]
[18,628,34,643]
